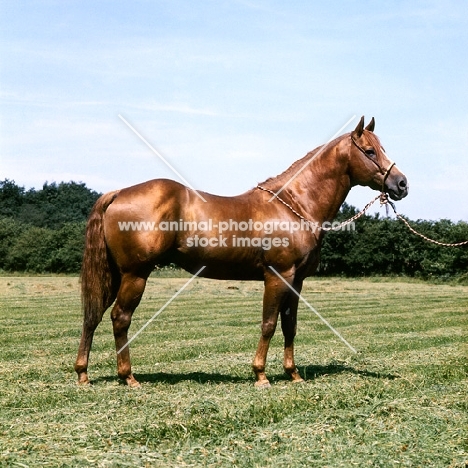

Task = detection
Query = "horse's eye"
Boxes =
[365,148,376,158]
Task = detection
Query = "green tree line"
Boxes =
[0,180,100,273]
[1,179,467,278]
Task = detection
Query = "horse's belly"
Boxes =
[171,249,265,281]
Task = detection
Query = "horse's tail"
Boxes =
[80,190,121,328]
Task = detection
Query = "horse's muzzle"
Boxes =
[386,171,409,201]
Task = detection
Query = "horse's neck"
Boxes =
[265,137,351,224]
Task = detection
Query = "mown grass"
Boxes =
[0,276,467,467]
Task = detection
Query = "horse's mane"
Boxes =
[362,131,383,152]
[257,133,349,191]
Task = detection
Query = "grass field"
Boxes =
[0,275,467,467]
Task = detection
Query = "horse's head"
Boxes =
[348,116,408,201]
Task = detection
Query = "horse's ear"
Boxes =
[352,116,365,138]
[365,117,375,132]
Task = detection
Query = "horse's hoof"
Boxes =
[126,376,141,388]
[254,380,271,389]
[292,377,305,384]
[77,373,90,385]
[288,370,304,384]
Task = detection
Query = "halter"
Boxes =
[351,135,396,193]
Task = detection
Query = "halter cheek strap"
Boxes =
[381,160,396,193]
[351,136,396,193]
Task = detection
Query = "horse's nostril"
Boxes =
[399,178,407,189]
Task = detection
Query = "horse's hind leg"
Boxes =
[75,311,107,385]
[75,291,118,385]
[110,271,149,387]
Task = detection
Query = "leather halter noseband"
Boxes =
[351,135,396,193]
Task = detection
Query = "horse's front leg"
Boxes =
[252,270,292,388]
[281,279,304,383]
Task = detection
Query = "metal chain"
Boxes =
[256,185,381,231]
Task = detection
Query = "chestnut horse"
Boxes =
[75,116,408,387]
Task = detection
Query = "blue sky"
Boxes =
[1,0,467,221]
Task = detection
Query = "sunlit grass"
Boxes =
[0,276,467,467]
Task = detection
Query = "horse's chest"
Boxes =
[296,242,322,277]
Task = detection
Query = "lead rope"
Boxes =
[380,195,468,247]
